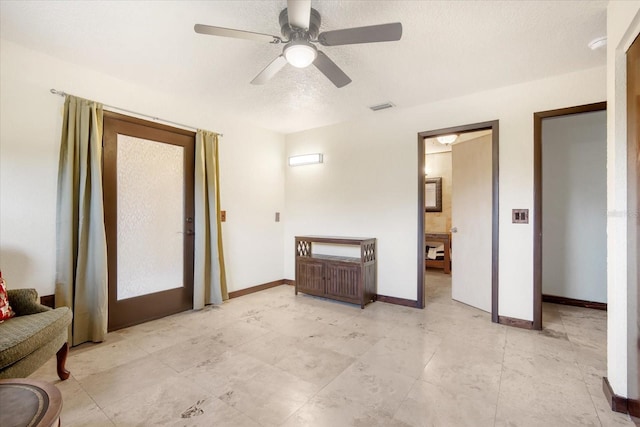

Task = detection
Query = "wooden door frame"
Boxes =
[103,111,196,331]
[532,102,606,330]
[627,33,640,418]
[417,120,499,323]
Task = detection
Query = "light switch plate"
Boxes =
[512,209,529,224]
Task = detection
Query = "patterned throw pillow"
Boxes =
[0,272,15,322]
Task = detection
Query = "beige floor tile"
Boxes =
[495,366,601,426]
[300,322,383,358]
[235,330,301,365]
[65,339,150,380]
[421,340,502,393]
[332,312,399,338]
[273,341,356,387]
[101,375,219,426]
[48,376,113,426]
[180,349,275,398]
[316,360,416,416]
[283,394,413,427]
[77,354,177,408]
[24,272,629,427]
[393,379,497,427]
[217,365,318,426]
[153,333,233,373]
[357,333,441,379]
[61,405,115,427]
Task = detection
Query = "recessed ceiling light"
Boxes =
[588,36,607,50]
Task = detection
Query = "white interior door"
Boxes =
[451,135,492,312]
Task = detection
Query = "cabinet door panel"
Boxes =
[326,264,360,300]
[296,259,325,296]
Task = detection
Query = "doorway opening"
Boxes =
[533,102,607,330]
[417,120,499,323]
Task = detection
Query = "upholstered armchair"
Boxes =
[0,289,72,380]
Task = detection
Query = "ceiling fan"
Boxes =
[194,0,402,88]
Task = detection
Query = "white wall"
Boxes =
[285,65,605,317]
[606,0,640,400]
[0,39,286,296]
[542,110,607,303]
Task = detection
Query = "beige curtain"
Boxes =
[194,130,228,308]
[55,95,108,346]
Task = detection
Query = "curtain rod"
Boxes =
[49,89,223,137]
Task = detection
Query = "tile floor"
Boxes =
[29,271,635,426]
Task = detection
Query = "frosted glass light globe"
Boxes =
[284,42,317,68]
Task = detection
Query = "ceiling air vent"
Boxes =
[369,102,395,112]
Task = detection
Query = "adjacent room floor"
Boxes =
[30,271,634,426]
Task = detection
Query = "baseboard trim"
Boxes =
[498,315,534,330]
[629,399,640,418]
[228,280,287,299]
[603,377,629,413]
[283,279,295,286]
[375,294,420,308]
[602,377,640,417]
[543,294,607,311]
[40,294,55,308]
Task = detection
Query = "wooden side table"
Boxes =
[0,379,62,427]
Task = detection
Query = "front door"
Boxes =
[103,112,195,331]
[451,134,493,312]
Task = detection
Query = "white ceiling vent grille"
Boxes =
[369,102,395,111]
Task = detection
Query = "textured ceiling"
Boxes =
[0,0,607,134]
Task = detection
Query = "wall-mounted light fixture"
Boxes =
[288,153,323,166]
[436,134,458,145]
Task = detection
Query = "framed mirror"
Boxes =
[425,177,442,212]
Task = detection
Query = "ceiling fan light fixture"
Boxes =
[437,134,458,145]
[284,41,317,68]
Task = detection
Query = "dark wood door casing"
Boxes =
[627,33,640,417]
[103,111,195,331]
[417,121,499,322]
[532,102,606,331]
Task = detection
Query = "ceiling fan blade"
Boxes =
[287,0,311,29]
[313,51,352,88]
[194,24,281,44]
[318,22,402,46]
[251,55,288,85]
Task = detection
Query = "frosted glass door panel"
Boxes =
[116,135,184,301]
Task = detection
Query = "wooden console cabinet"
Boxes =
[295,236,377,308]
